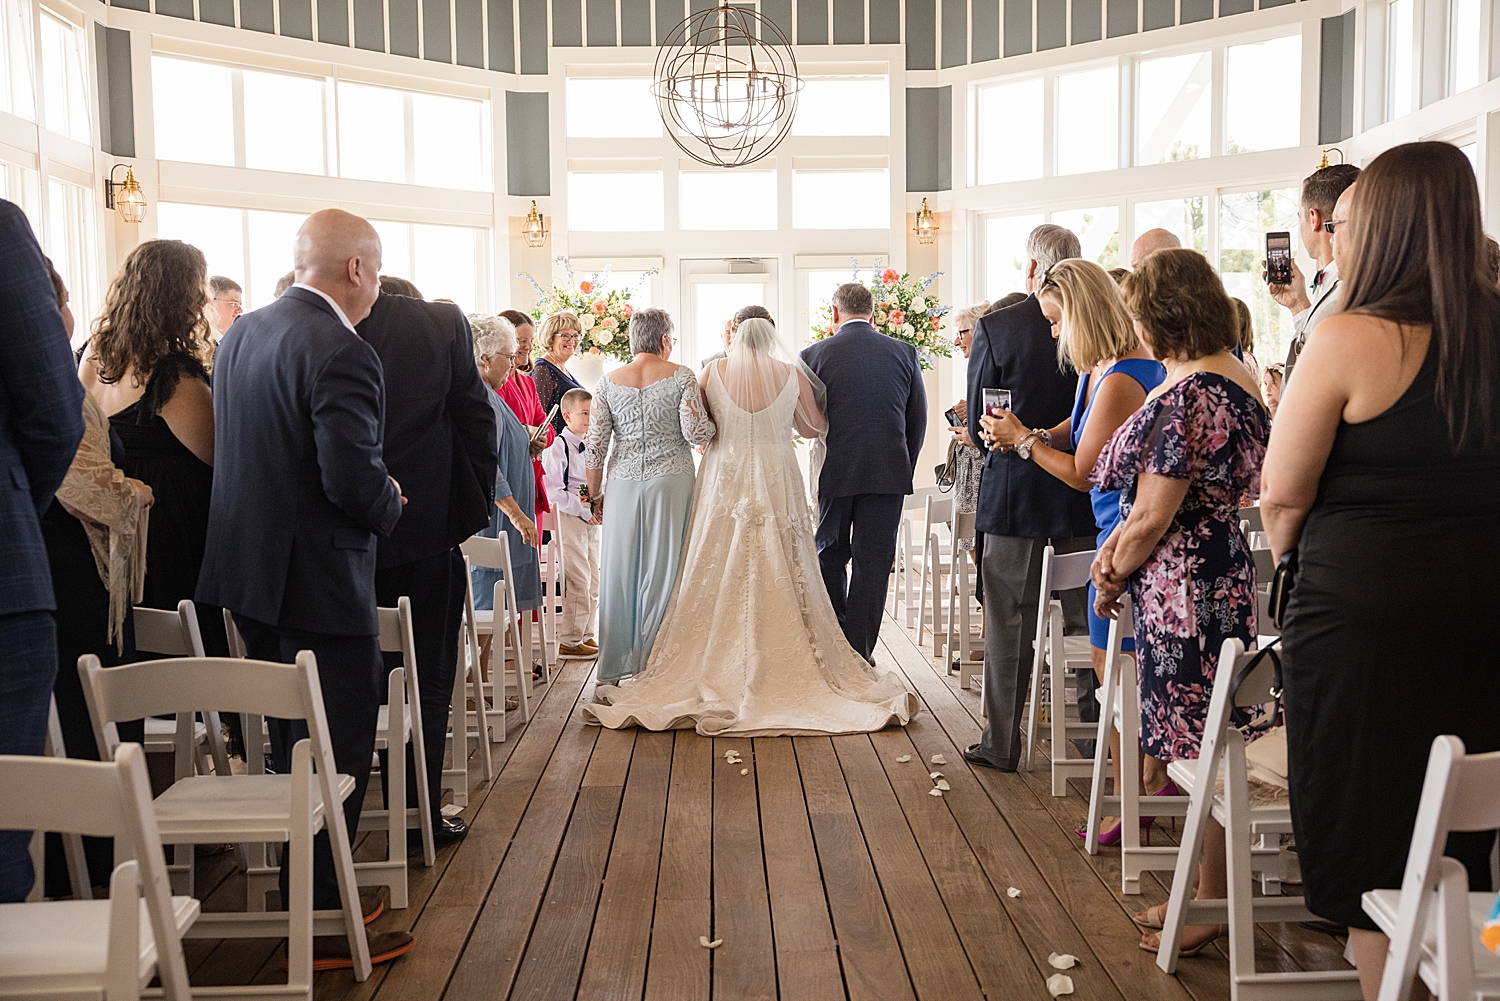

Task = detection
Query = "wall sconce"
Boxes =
[522,200,549,248]
[1317,147,1345,169]
[913,197,937,245]
[105,164,147,223]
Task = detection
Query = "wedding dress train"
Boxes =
[582,363,918,736]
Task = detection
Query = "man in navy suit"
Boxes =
[0,199,86,902]
[198,209,412,967]
[963,225,1097,771]
[801,282,927,663]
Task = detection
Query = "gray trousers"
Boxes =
[975,533,1094,769]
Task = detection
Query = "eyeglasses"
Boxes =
[1322,218,1346,234]
[558,332,581,343]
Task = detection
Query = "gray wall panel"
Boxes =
[1261,0,1294,7]
[762,0,792,39]
[423,0,451,58]
[553,0,582,43]
[155,0,194,19]
[317,0,349,43]
[280,0,313,38]
[1106,0,1135,36]
[456,0,483,64]
[1179,0,1210,22]
[656,0,685,42]
[1219,0,1252,15]
[588,0,617,44]
[869,0,898,41]
[1003,0,1030,55]
[905,86,952,191]
[1142,0,1172,29]
[488,0,515,67]
[621,0,651,43]
[506,91,551,196]
[1070,0,1100,41]
[1319,9,1355,142]
[389,0,420,53]
[241,0,275,32]
[354,0,385,49]
[941,0,966,65]
[972,0,998,60]
[94,24,135,157]
[520,0,547,71]
[199,0,235,23]
[906,0,935,67]
[834,0,863,42]
[799,0,828,43]
[937,85,951,189]
[1037,0,1064,47]
[110,0,149,12]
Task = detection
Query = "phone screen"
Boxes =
[982,389,1012,416]
[945,408,964,426]
[1265,232,1293,286]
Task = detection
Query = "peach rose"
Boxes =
[622,303,635,318]
[579,281,595,294]
[592,300,607,316]
[881,268,900,285]
[888,309,906,326]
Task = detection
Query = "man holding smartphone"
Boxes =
[1265,163,1360,386]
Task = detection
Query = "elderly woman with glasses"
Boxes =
[531,311,586,437]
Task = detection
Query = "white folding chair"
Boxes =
[1022,545,1097,784]
[27,697,92,903]
[1156,638,1361,1001]
[356,598,436,909]
[460,535,531,727]
[444,557,496,813]
[220,612,285,911]
[79,650,374,991]
[910,496,954,643]
[1364,735,1500,1001]
[536,509,566,664]
[944,511,984,689]
[892,487,943,618]
[0,744,199,1001]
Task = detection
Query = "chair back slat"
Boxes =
[461,534,509,571]
[1238,505,1263,532]
[1227,648,1279,708]
[133,603,194,657]
[1251,548,1276,582]
[80,655,314,729]
[1444,743,1500,832]
[953,510,977,544]
[1047,548,1096,592]
[0,755,131,838]
[377,606,403,653]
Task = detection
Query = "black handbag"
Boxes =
[1228,637,1283,735]
[1268,549,1298,630]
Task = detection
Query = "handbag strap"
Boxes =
[1228,637,1283,735]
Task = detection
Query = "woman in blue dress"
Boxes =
[584,308,716,684]
[469,315,542,625]
[981,258,1164,843]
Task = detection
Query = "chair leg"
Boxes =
[1084,651,1120,853]
[1224,739,1258,989]
[1049,609,1070,788]
[287,742,315,998]
[1156,732,1224,974]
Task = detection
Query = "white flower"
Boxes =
[911,296,928,312]
[903,323,915,336]
[580,313,596,331]
[595,328,614,345]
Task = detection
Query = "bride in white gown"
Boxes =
[582,318,918,736]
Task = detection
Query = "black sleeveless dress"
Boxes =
[1283,339,1500,930]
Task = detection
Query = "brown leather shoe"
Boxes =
[283,931,415,971]
[359,888,384,925]
[558,643,595,658]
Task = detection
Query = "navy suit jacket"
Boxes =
[355,293,497,570]
[801,320,927,499]
[0,199,85,616]
[197,287,403,636]
[967,295,1096,540]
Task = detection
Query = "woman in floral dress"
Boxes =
[1089,250,1269,957]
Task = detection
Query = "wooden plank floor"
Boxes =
[185,610,1352,1001]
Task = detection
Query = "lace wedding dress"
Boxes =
[582,362,918,736]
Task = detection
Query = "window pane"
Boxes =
[46,177,100,343]
[603,271,654,307]
[0,159,41,229]
[567,172,665,231]
[1218,187,1300,365]
[806,268,854,336]
[791,77,890,136]
[977,78,1043,185]
[1225,35,1300,153]
[338,81,406,183]
[40,9,90,143]
[1388,0,1414,118]
[412,223,483,311]
[1056,66,1117,175]
[247,209,305,309]
[680,171,777,230]
[153,57,235,166]
[694,281,765,367]
[1051,206,1120,268]
[413,93,489,190]
[157,203,247,299]
[983,213,1046,300]
[370,219,412,283]
[1449,0,1481,93]
[244,70,326,175]
[565,78,661,138]
[1134,197,1206,253]
[1136,51,1210,164]
[1,0,35,121]
[791,170,888,229]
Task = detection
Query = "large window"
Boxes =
[153,58,236,166]
[1134,197,1206,252]
[245,69,326,175]
[791,77,890,136]
[1218,187,1299,364]
[1056,66,1117,175]
[1387,0,1415,119]
[679,170,777,230]
[1136,51,1210,164]
[1224,35,1300,153]
[567,172,665,231]
[1449,0,1481,94]
[0,160,41,227]
[565,78,661,138]
[791,169,888,229]
[45,177,99,341]
[2,0,35,121]
[40,8,90,144]
[976,78,1043,185]
[982,213,1046,300]
[1051,207,1120,268]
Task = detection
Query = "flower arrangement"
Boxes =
[518,259,659,363]
[810,262,952,370]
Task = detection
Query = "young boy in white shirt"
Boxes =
[541,388,602,658]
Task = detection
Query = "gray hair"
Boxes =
[1026,224,1082,273]
[630,307,673,355]
[468,312,516,365]
[954,301,991,331]
[832,282,874,318]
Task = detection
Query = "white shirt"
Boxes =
[542,428,594,520]
[291,282,359,335]
[1290,260,1339,338]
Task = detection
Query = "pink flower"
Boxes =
[579,281,595,294]
[588,346,600,355]
[881,268,900,285]
[929,316,941,329]
[592,300,607,316]
[888,309,906,326]
[622,303,634,318]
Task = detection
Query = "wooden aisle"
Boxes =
[184,611,1353,1001]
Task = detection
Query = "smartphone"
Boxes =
[532,405,560,442]
[944,407,964,426]
[1265,232,1293,286]
[982,388,1012,416]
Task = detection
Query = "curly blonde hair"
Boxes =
[90,240,211,387]
[536,310,582,352]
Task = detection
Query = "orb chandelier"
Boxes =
[652,5,802,168]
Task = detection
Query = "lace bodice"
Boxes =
[585,366,715,481]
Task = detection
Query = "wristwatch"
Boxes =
[1016,428,1049,460]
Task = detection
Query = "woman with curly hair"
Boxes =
[80,239,225,655]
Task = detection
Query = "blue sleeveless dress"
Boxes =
[1070,357,1165,650]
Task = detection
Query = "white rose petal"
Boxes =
[1007,887,1021,898]
[930,754,947,765]
[935,779,951,791]
[895,754,912,763]
[1048,953,1078,970]
[580,314,596,330]
[1046,974,1074,997]
[699,936,723,949]
[740,768,749,775]
[928,787,944,797]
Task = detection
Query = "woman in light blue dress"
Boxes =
[585,308,716,683]
[469,314,541,613]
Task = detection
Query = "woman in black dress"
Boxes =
[1262,142,1500,999]
[80,240,230,666]
[530,310,585,436]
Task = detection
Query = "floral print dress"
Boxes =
[1091,372,1269,761]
